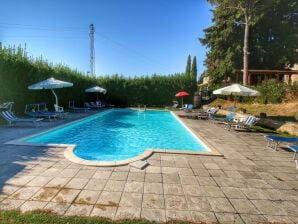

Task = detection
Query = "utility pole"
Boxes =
[89,24,95,77]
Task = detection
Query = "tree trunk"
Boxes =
[243,14,250,85]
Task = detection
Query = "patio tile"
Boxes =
[127,172,145,182]
[161,160,176,167]
[166,210,192,222]
[141,208,166,222]
[124,181,144,193]
[192,168,210,177]
[91,205,117,219]
[162,173,180,184]
[245,179,272,189]
[65,204,93,216]
[240,214,267,224]
[240,188,268,200]
[119,192,142,207]
[26,176,53,187]
[97,191,122,205]
[230,198,260,214]
[207,197,236,213]
[75,169,96,179]
[149,153,160,160]
[52,188,80,203]
[185,196,212,212]
[190,211,217,223]
[289,216,298,223]
[19,200,47,212]
[114,166,130,172]
[144,182,163,194]
[179,175,198,185]
[177,168,193,176]
[175,160,190,168]
[104,180,125,191]
[197,176,217,186]
[109,172,128,181]
[0,199,25,210]
[165,195,188,210]
[275,200,298,216]
[224,170,244,178]
[0,185,20,197]
[189,162,205,170]
[221,187,247,199]
[163,184,184,195]
[145,166,161,174]
[10,186,40,200]
[84,179,107,190]
[160,155,174,161]
[42,168,61,177]
[142,194,164,209]
[31,187,60,201]
[74,190,101,204]
[44,202,71,215]
[57,168,80,178]
[130,167,146,173]
[203,163,220,170]
[92,170,112,179]
[200,186,225,197]
[208,170,227,177]
[215,213,244,224]
[147,159,161,167]
[182,184,203,196]
[265,215,294,224]
[6,175,35,186]
[145,173,162,183]
[65,178,89,189]
[161,167,177,174]
[45,177,70,188]
[115,207,141,219]
[251,199,287,215]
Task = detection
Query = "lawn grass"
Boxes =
[0,210,190,224]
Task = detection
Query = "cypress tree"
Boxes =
[185,55,191,75]
[191,56,197,81]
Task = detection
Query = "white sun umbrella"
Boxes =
[85,86,107,101]
[213,83,260,106]
[213,83,260,96]
[28,77,73,106]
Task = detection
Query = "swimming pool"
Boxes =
[26,109,209,161]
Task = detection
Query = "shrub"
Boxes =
[256,80,285,104]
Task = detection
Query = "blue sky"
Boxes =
[0,0,212,77]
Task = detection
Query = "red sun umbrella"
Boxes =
[175,91,190,107]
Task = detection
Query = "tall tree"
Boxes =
[190,56,198,92]
[191,56,197,81]
[208,0,265,85]
[185,55,192,75]
[201,0,297,85]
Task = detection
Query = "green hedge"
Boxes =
[0,46,196,114]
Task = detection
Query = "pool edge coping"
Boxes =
[5,108,223,167]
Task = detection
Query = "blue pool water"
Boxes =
[26,109,208,161]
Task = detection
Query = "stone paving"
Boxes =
[0,111,297,223]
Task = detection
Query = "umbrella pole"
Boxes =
[51,89,58,106]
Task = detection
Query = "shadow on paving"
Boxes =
[0,111,100,195]
[0,144,50,192]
